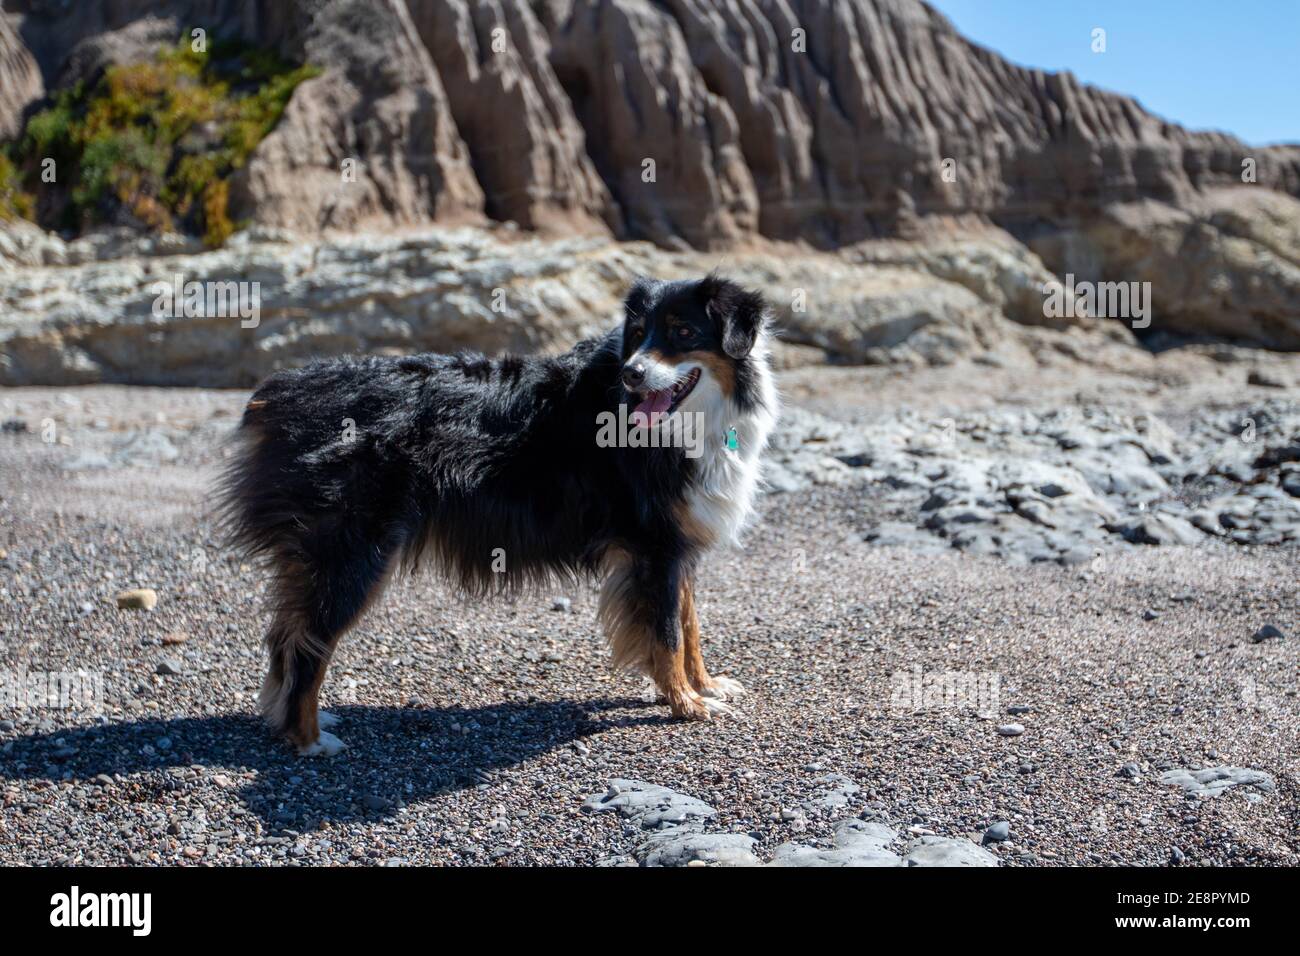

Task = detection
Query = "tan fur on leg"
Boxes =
[600,554,727,719]
[259,613,338,754]
[599,552,655,674]
[680,577,746,703]
[286,656,330,750]
[650,640,717,720]
[258,611,305,734]
[680,577,711,693]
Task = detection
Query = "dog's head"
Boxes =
[618,274,768,421]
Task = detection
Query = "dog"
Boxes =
[217,274,778,755]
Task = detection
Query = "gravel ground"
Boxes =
[1,362,1297,867]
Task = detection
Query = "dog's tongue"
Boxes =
[633,389,674,420]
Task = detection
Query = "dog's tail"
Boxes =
[214,402,256,543]
[214,392,295,561]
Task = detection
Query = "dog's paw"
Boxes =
[670,692,732,721]
[701,676,746,701]
[700,695,733,717]
[318,710,342,730]
[298,730,346,757]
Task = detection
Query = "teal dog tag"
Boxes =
[724,426,738,451]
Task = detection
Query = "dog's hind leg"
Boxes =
[680,576,745,703]
[261,527,398,756]
[260,607,347,757]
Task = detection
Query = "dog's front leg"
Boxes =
[680,575,746,703]
[599,553,728,720]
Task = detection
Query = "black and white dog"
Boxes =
[218,275,777,755]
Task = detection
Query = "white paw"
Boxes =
[298,730,346,757]
[318,710,341,730]
[702,676,747,700]
[700,695,733,717]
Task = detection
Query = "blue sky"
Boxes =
[926,0,1299,145]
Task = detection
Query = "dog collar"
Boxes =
[724,426,739,451]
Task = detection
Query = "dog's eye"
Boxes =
[627,326,644,344]
[673,325,694,343]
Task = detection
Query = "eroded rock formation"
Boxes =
[2,0,1297,347]
[7,0,1297,238]
[0,14,40,141]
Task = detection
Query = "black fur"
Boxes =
[217,276,770,745]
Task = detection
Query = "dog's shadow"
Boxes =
[0,697,658,833]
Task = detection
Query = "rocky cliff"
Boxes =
[2,0,1298,348]
[8,0,1295,234]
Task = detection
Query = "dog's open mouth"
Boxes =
[631,367,701,421]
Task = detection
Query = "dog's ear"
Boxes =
[699,274,766,359]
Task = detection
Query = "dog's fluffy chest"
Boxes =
[679,359,777,549]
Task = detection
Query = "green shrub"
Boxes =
[4,35,318,245]
[0,151,35,220]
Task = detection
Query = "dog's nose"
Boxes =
[622,363,646,389]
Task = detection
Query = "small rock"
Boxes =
[1170,846,1186,865]
[116,588,158,611]
[1247,369,1285,388]
[982,821,1010,844]
[1159,766,1275,799]
[155,659,184,676]
[1251,624,1285,643]
[1143,609,1159,621]
[1006,705,1031,715]
[904,836,999,867]
[640,830,761,867]
[550,597,572,613]
[1118,516,1201,547]
[162,631,189,646]
[996,724,1025,737]
[583,779,717,830]
[768,819,903,867]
